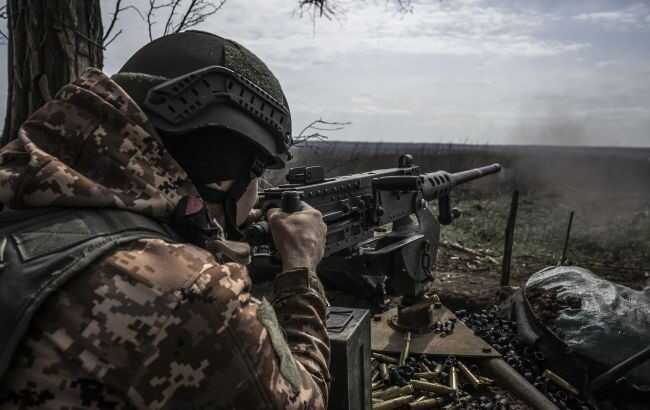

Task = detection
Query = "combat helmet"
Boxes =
[113,30,293,238]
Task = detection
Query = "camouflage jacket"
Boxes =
[0,69,330,410]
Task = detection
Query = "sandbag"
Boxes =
[526,266,650,389]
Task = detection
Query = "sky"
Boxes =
[1,0,649,146]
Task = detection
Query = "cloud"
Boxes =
[574,3,650,30]
[2,0,648,147]
[210,0,588,73]
[347,95,412,115]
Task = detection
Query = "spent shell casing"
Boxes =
[434,363,443,374]
[457,361,481,388]
[373,386,399,400]
[373,352,399,365]
[411,380,456,395]
[380,363,390,382]
[372,369,381,383]
[478,376,494,385]
[419,361,432,373]
[409,397,446,409]
[399,332,412,366]
[373,385,414,400]
[449,366,458,392]
[373,395,415,410]
[542,369,580,396]
[413,372,439,381]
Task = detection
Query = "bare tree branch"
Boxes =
[103,29,123,48]
[297,0,413,20]
[298,0,339,20]
[103,0,123,44]
[293,118,351,146]
[173,0,226,33]
[146,0,174,41]
[0,3,8,42]
[163,0,183,35]
[144,0,226,40]
[102,1,144,48]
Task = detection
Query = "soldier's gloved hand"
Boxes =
[267,204,327,272]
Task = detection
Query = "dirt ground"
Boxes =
[432,189,650,310]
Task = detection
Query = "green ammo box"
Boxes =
[326,307,371,410]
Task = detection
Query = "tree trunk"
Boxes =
[1,0,104,145]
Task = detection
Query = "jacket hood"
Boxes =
[0,68,199,221]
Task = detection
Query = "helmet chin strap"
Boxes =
[196,157,265,241]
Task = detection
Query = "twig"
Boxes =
[0,3,7,41]
[173,0,226,33]
[145,0,226,40]
[163,0,182,35]
[103,0,123,44]
[293,118,351,146]
[173,0,197,33]
[297,118,351,137]
[146,0,174,41]
[103,29,122,48]
[102,3,143,48]
[297,0,412,20]
[308,124,347,131]
[298,0,338,20]
[441,240,500,265]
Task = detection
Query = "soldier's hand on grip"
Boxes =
[266,204,327,272]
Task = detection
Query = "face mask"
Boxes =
[205,179,258,227]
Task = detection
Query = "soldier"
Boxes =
[0,31,330,409]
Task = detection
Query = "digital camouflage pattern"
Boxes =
[0,68,196,218]
[0,69,330,409]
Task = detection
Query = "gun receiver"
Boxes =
[245,155,500,326]
[245,156,501,257]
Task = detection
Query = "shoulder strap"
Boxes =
[0,208,177,381]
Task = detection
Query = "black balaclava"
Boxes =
[160,127,264,240]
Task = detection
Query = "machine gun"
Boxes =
[245,155,501,329]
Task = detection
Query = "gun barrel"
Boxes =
[450,163,502,186]
[418,163,501,202]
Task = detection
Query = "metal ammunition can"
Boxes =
[327,307,371,410]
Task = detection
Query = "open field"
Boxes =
[435,189,650,309]
[271,141,650,309]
